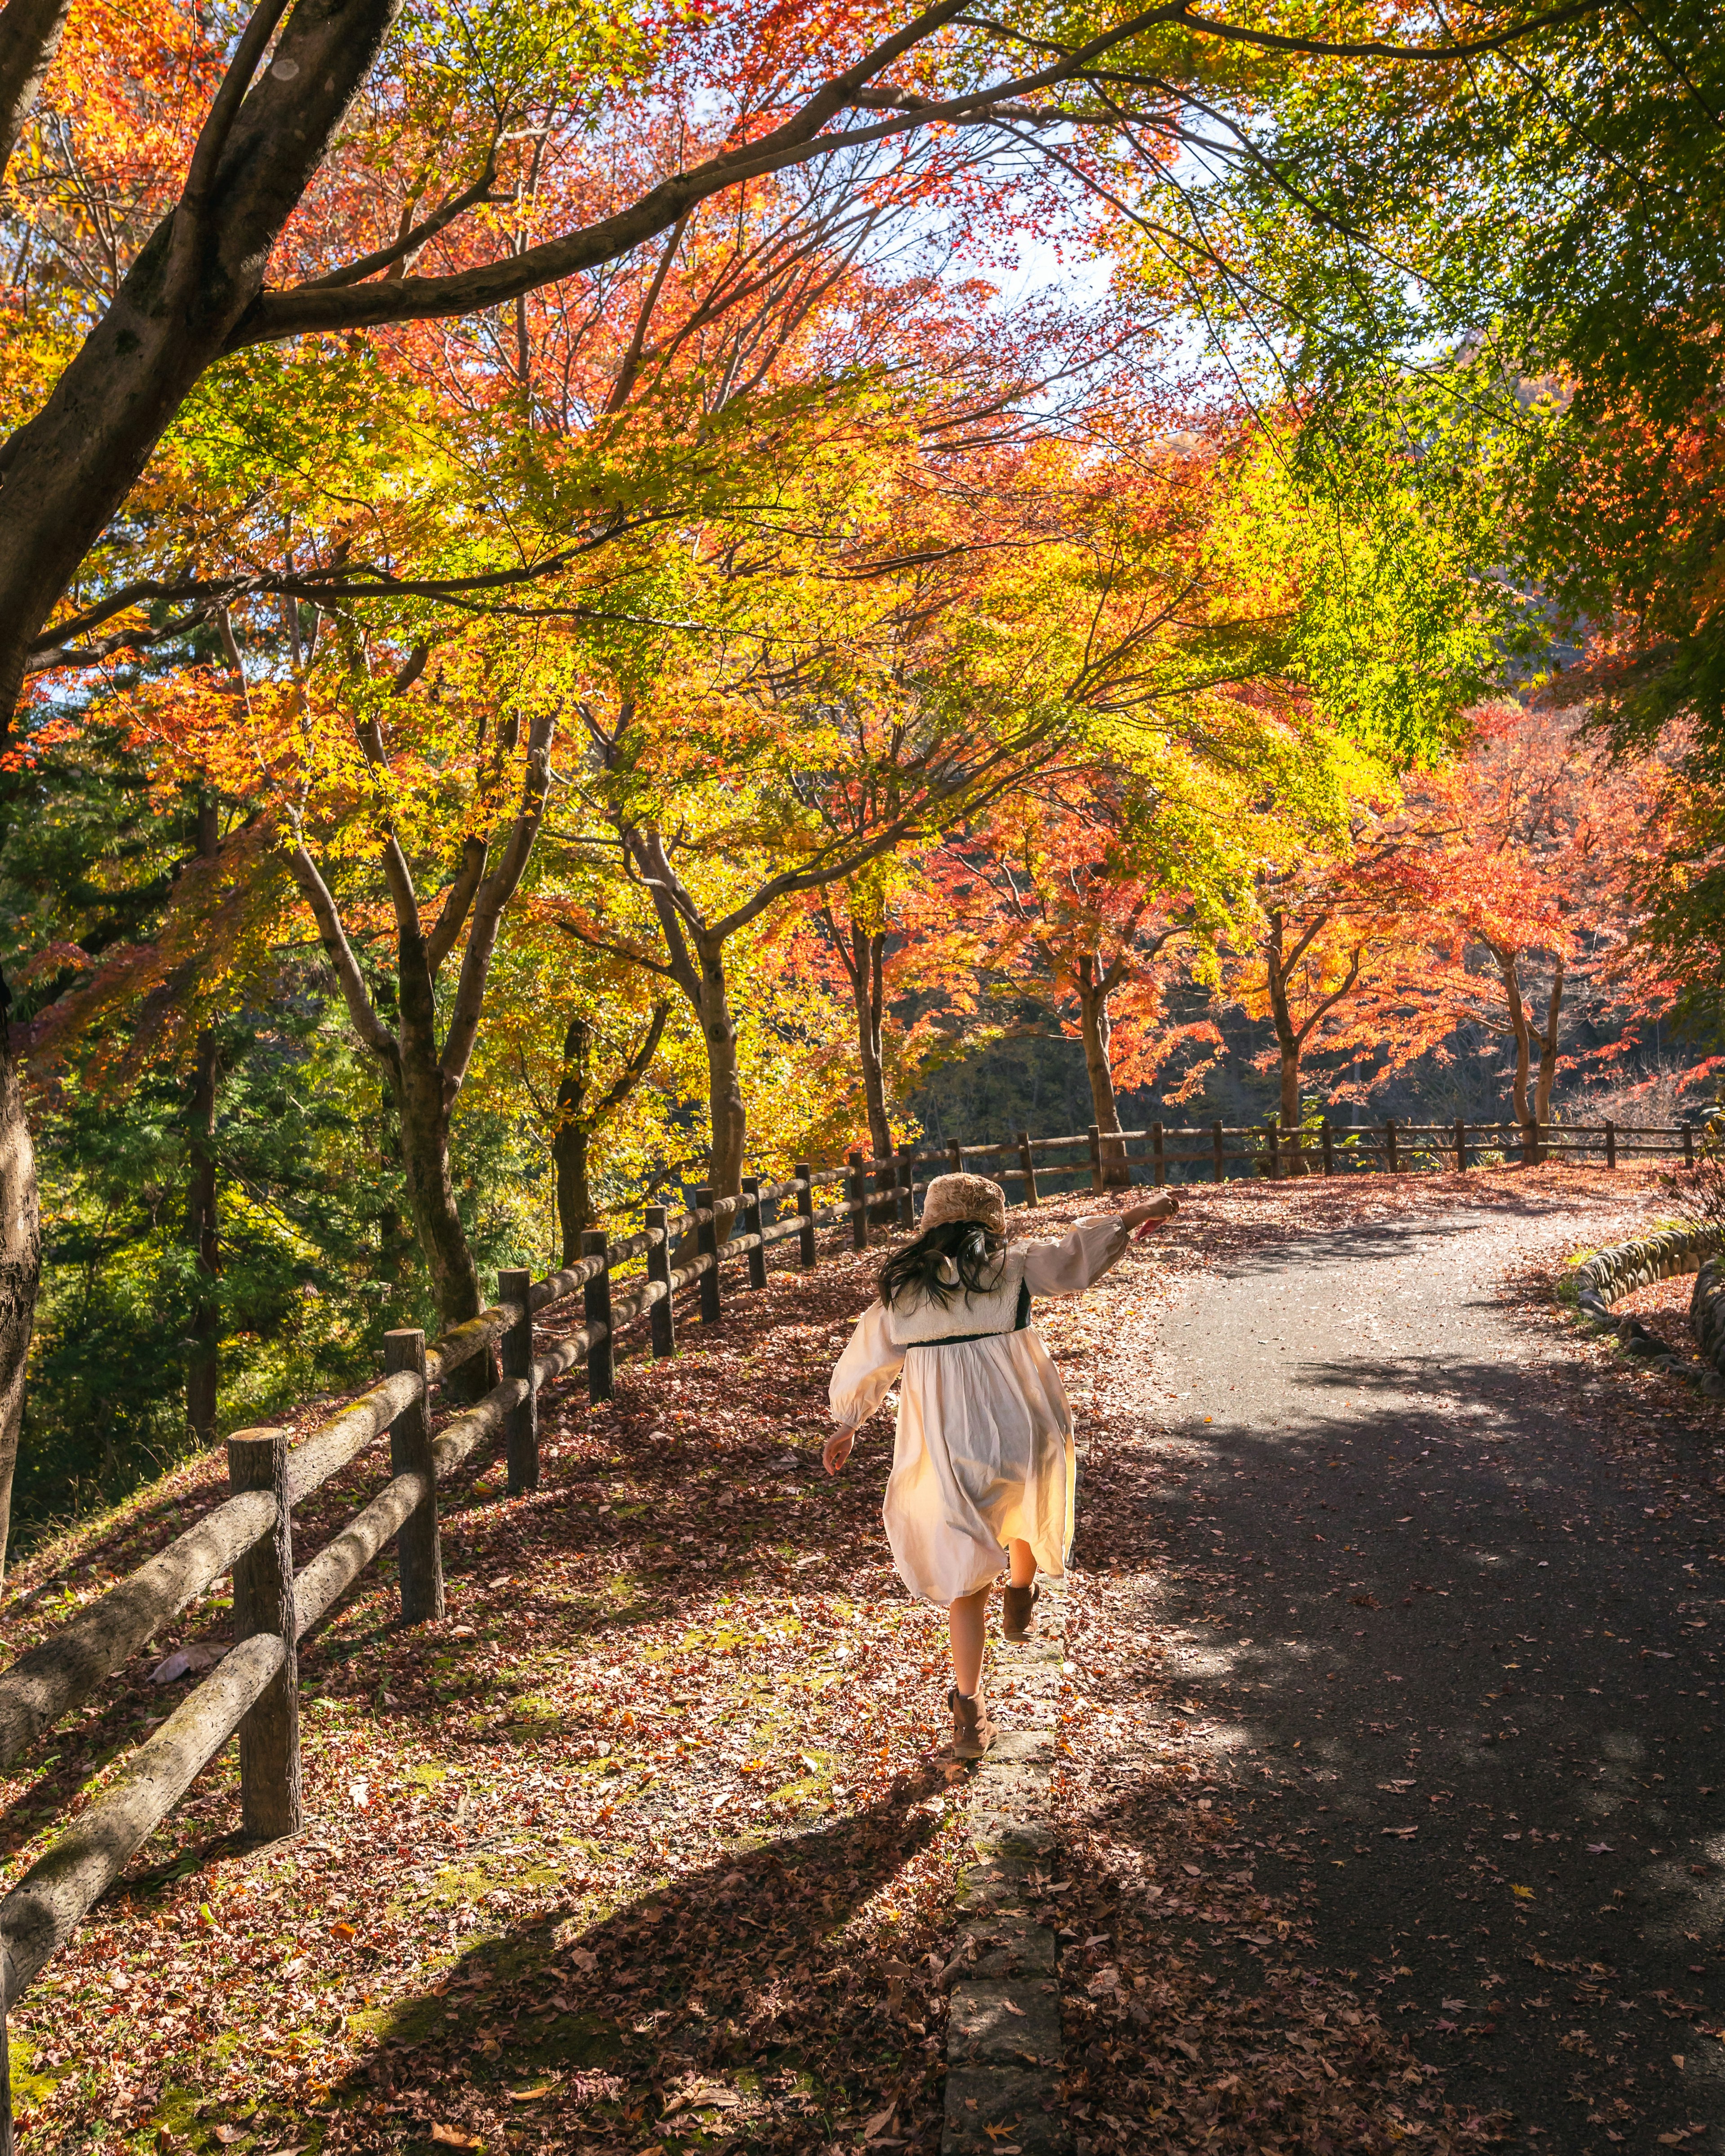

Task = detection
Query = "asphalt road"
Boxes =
[1134,1201,1725,2151]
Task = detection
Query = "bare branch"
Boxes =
[286,844,399,1071]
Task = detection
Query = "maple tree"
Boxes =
[1219,851,1453,1151]
[1381,702,1679,1143]
[0,0,1619,1551]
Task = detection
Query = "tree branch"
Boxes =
[440,709,557,1085]
[286,844,399,1072]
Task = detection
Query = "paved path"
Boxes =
[1132,1203,1725,2149]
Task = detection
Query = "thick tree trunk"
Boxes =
[554,1016,594,1266]
[850,925,892,1165]
[1076,959,1130,1187]
[0,0,399,728]
[0,0,73,177]
[0,1047,39,1578]
[185,1028,219,1445]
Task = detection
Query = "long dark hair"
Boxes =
[878,1219,1004,1310]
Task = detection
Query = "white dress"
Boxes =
[828,1217,1130,1605]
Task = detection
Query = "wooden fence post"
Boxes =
[1685,1123,1696,1167]
[1151,1121,1164,1188]
[794,1166,817,1266]
[499,1267,538,1493]
[897,1140,915,1227]
[696,1189,723,1321]
[1266,1113,1280,1179]
[582,1231,615,1401]
[228,1429,302,1842]
[646,1205,676,1357]
[1018,1130,1039,1206]
[1088,1123,1104,1192]
[1385,1118,1399,1175]
[1321,1116,1335,1175]
[0,2012,13,2156]
[1455,1116,1467,1173]
[1520,1119,1537,1166]
[1604,1118,1618,1171]
[1212,1121,1225,1183]
[947,1138,963,1176]
[741,1176,768,1288]
[848,1151,869,1250]
[384,1328,442,1623]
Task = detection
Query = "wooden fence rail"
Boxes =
[0,1105,1709,2140]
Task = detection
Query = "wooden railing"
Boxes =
[0,1164,866,2146]
[0,1104,1703,2137]
[860,1114,1703,1205]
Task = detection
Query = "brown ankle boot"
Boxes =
[948,1687,996,1759]
[1002,1580,1040,1642]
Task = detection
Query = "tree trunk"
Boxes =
[185,1027,219,1446]
[1077,958,1130,1187]
[184,794,220,1444]
[1533,953,1566,1135]
[851,924,892,1165]
[554,1015,594,1266]
[0,1045,39,1578]
[697,937,748,1200]
[1492,944,1535,1154]
[1262,909,1315,1174]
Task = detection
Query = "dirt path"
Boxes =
[1055,1179,1725,2153]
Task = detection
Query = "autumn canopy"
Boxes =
[0,0,1712,1551]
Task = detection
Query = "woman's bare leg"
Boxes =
[1007,1538,1036,1588]
[949,1584,991,1696]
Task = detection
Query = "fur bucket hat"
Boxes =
[920,1171,1007,1237]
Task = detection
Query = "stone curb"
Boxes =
[941,1589,1072,2156]
[1568,1222,1725,1400]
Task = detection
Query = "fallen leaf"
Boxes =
[429,2132,478,2151]
[148,1644,221,1685]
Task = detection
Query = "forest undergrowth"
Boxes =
[0,1167,1678,2155]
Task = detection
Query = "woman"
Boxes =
[824,1171,1177,1757]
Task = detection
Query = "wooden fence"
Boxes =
[0,1105,1707,2140]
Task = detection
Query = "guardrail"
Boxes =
[0,1165,867,2144]
[864,1114,1702,1203]
[0,1103,1703,2136]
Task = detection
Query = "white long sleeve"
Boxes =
[829,1299,906,1428]
[1020,1215,1130,1296]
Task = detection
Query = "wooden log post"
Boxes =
[1018,1130,1039,1206]
[1385,1118,1399,1175]
[1605,1118,1618,1171]
[1455,1116,1467,1173]
[1520,1119,1537,1167]
[1685,1123,1696,1168]
[1321,1116,1335,1176]
[227,1430,302,1843]
[741,1176,768,1289]
[794,1166,816,1267]
[947,1138,963,1176]
[1266,1113,1280,1179]
[1088,1123,1104,1193]
[646,1205,676,1357]
[384,1328,442,1624]
[1151,1121,1165,1188]
[583,1231,615,1400]
[499,1267,538,1493]
[1212,1120,1225,1183]
[696,1189,723,1321]
[897,1140,915,1228]
[848,1151,869,1250]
